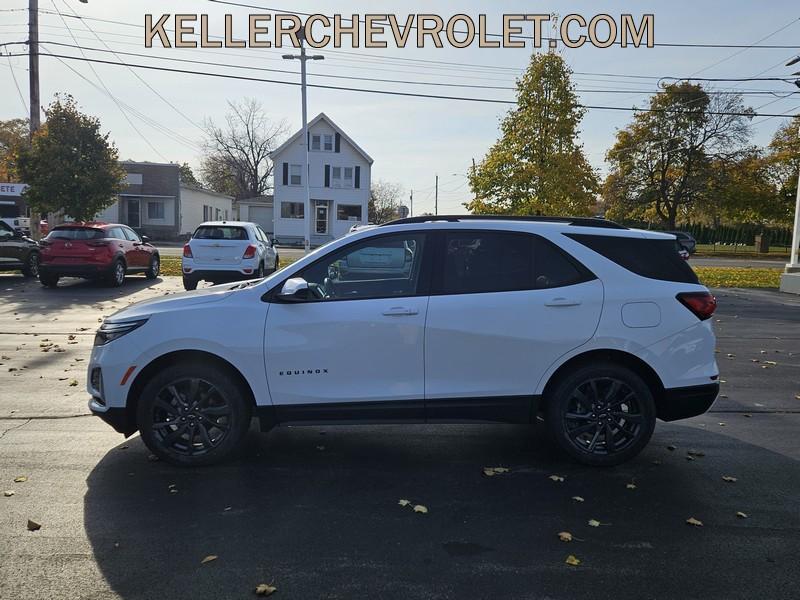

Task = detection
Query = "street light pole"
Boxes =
[283,34,323,254]
[779,55,800,293]
[28,0,39,136]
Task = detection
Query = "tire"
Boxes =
[39,271,59,288]
[21,252,40,278]
[545,362,656,467]
[106,259,126,287]
[136,361,252,466]
[182,275,198,291]
[145,254,160,280]
[256,262,265,278]
[268,254,279,275]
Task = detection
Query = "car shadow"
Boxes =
[83,421,800,600]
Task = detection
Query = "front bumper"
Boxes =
[89,398,136,436]
[656,383,719,421]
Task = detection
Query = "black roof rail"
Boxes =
[381,215,627,230]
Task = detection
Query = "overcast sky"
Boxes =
[2,1,799,215]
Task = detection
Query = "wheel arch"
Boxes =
[125,349,257,433]
[540,349,665,416]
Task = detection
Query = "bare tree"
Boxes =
[369,180,404,224]
[200,99,288,200]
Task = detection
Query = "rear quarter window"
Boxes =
[566,234,699,284]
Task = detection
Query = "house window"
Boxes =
[343,167,354,188]
[323,134,333,151]
[337,204,362,221]
[332,167,341,188]
[290,164,302,186]
[147,201,165,220]
[311,135,321,151]
[281,202,304,219]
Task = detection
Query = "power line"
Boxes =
[9,50,793,118]
[3,50,28,116]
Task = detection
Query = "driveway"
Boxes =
[0,276,798,600]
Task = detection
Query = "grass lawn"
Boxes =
[694,244,789,259]
[693,267,781,289]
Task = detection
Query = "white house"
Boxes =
[269,113,372,246]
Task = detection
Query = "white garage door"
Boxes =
[248,205,274,234]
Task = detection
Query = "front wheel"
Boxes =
[22,252,40,278]
[39,271,59,288]
[137,362,252,466]
[545,362,656,467]
[145,255,160,280]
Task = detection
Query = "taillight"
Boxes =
[242,244,257,259]
[183,244,193,258]
[677,292,716,321]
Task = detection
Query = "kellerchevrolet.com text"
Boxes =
[144,13,655,50]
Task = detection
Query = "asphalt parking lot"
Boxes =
[1,275,799,600]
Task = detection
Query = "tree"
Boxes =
[200,99,287,200]
[466,53,598,216]
[16,95,125,223]
[179,162,201,187]
[763,116,800,225]
[369,180,403,223]
[0,118,29,181]
[604,83,753,229]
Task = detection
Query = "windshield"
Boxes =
[193,226,248,240]
[47,227,105,240]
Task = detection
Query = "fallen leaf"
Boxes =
[687,449,705,457]
[549,475,565,482]
[398,499,410,507]
[67,335,76,340]
[736,511,748,519]
[626,482,637,490]
[483,466,509,476]
[565,555,581,566]
[588,519,601,527]
[201,555,218,564]
[255,583,277,596]
[726,353,735,358]
[558,531,573,542]
[686,455,695,461]
[13,476,27,483]
[316,445,325,451]
[69,379,78,387]
[722,476,738,483]
[413,504,428,514]
[652,460,662,465]
[743,414,752,418]
[4,490,15,497]
[686,517,703,527]
[571,496,585,502]
[718,422,726,426]
[666,445,676,451]
[27,519,41,531]
[764,361,777,366]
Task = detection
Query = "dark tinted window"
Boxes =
[440,232,532,295]
[535,237,588,289]
[193,226,248,240]
[47,227,104,240]
[567,234,699,284]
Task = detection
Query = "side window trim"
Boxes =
[264,230,434,303]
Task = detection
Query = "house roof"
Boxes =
[179,183,234,201]
[238,194,274,205]
[270,113,374,164]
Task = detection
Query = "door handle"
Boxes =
[382,307,419,316]
[544,297,581,307]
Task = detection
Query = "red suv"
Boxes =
[38,222,160,288]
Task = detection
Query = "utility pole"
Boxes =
[409,189,413,217]
[434,174,438,215]
[779,55,800,293]
[28,0,40,135]
[283,32,323,253]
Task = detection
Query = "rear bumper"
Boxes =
[40,263,111,278]
[184,269,256,282]
[656,383,719,421]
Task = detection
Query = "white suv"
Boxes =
[88,216,719,467]
[181,221,278,290]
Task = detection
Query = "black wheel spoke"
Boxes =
[198,414,229,431]
[565,412,593,421]
[162,424,189,446]
[568,422,597,436]
[199,405,229,417]
[196,422,216,448]
[586,428,601,452]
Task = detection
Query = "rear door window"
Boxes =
[193,226,248,240]
[567,234,699,284]
[122,227,140,242]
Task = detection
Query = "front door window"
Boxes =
[127,198,140,228]
[315,202,328,235]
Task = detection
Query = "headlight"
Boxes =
[94,319,148,346]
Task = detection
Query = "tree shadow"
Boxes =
[84,421,800,600]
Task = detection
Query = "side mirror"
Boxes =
[277,277,310,302]
[141,235,151,243]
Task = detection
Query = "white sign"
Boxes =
[0,183,28,197]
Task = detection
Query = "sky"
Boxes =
[1,1,799,216]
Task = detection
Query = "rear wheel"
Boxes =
[256,263,265,278]
[106,259,126,287]
[545,362,656,466]
[268,254,279,275]
[39,271,59,288]
[21,252,40,278]
[145,255,160,280]
[137,362,252,466]
[182,275,198,290]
